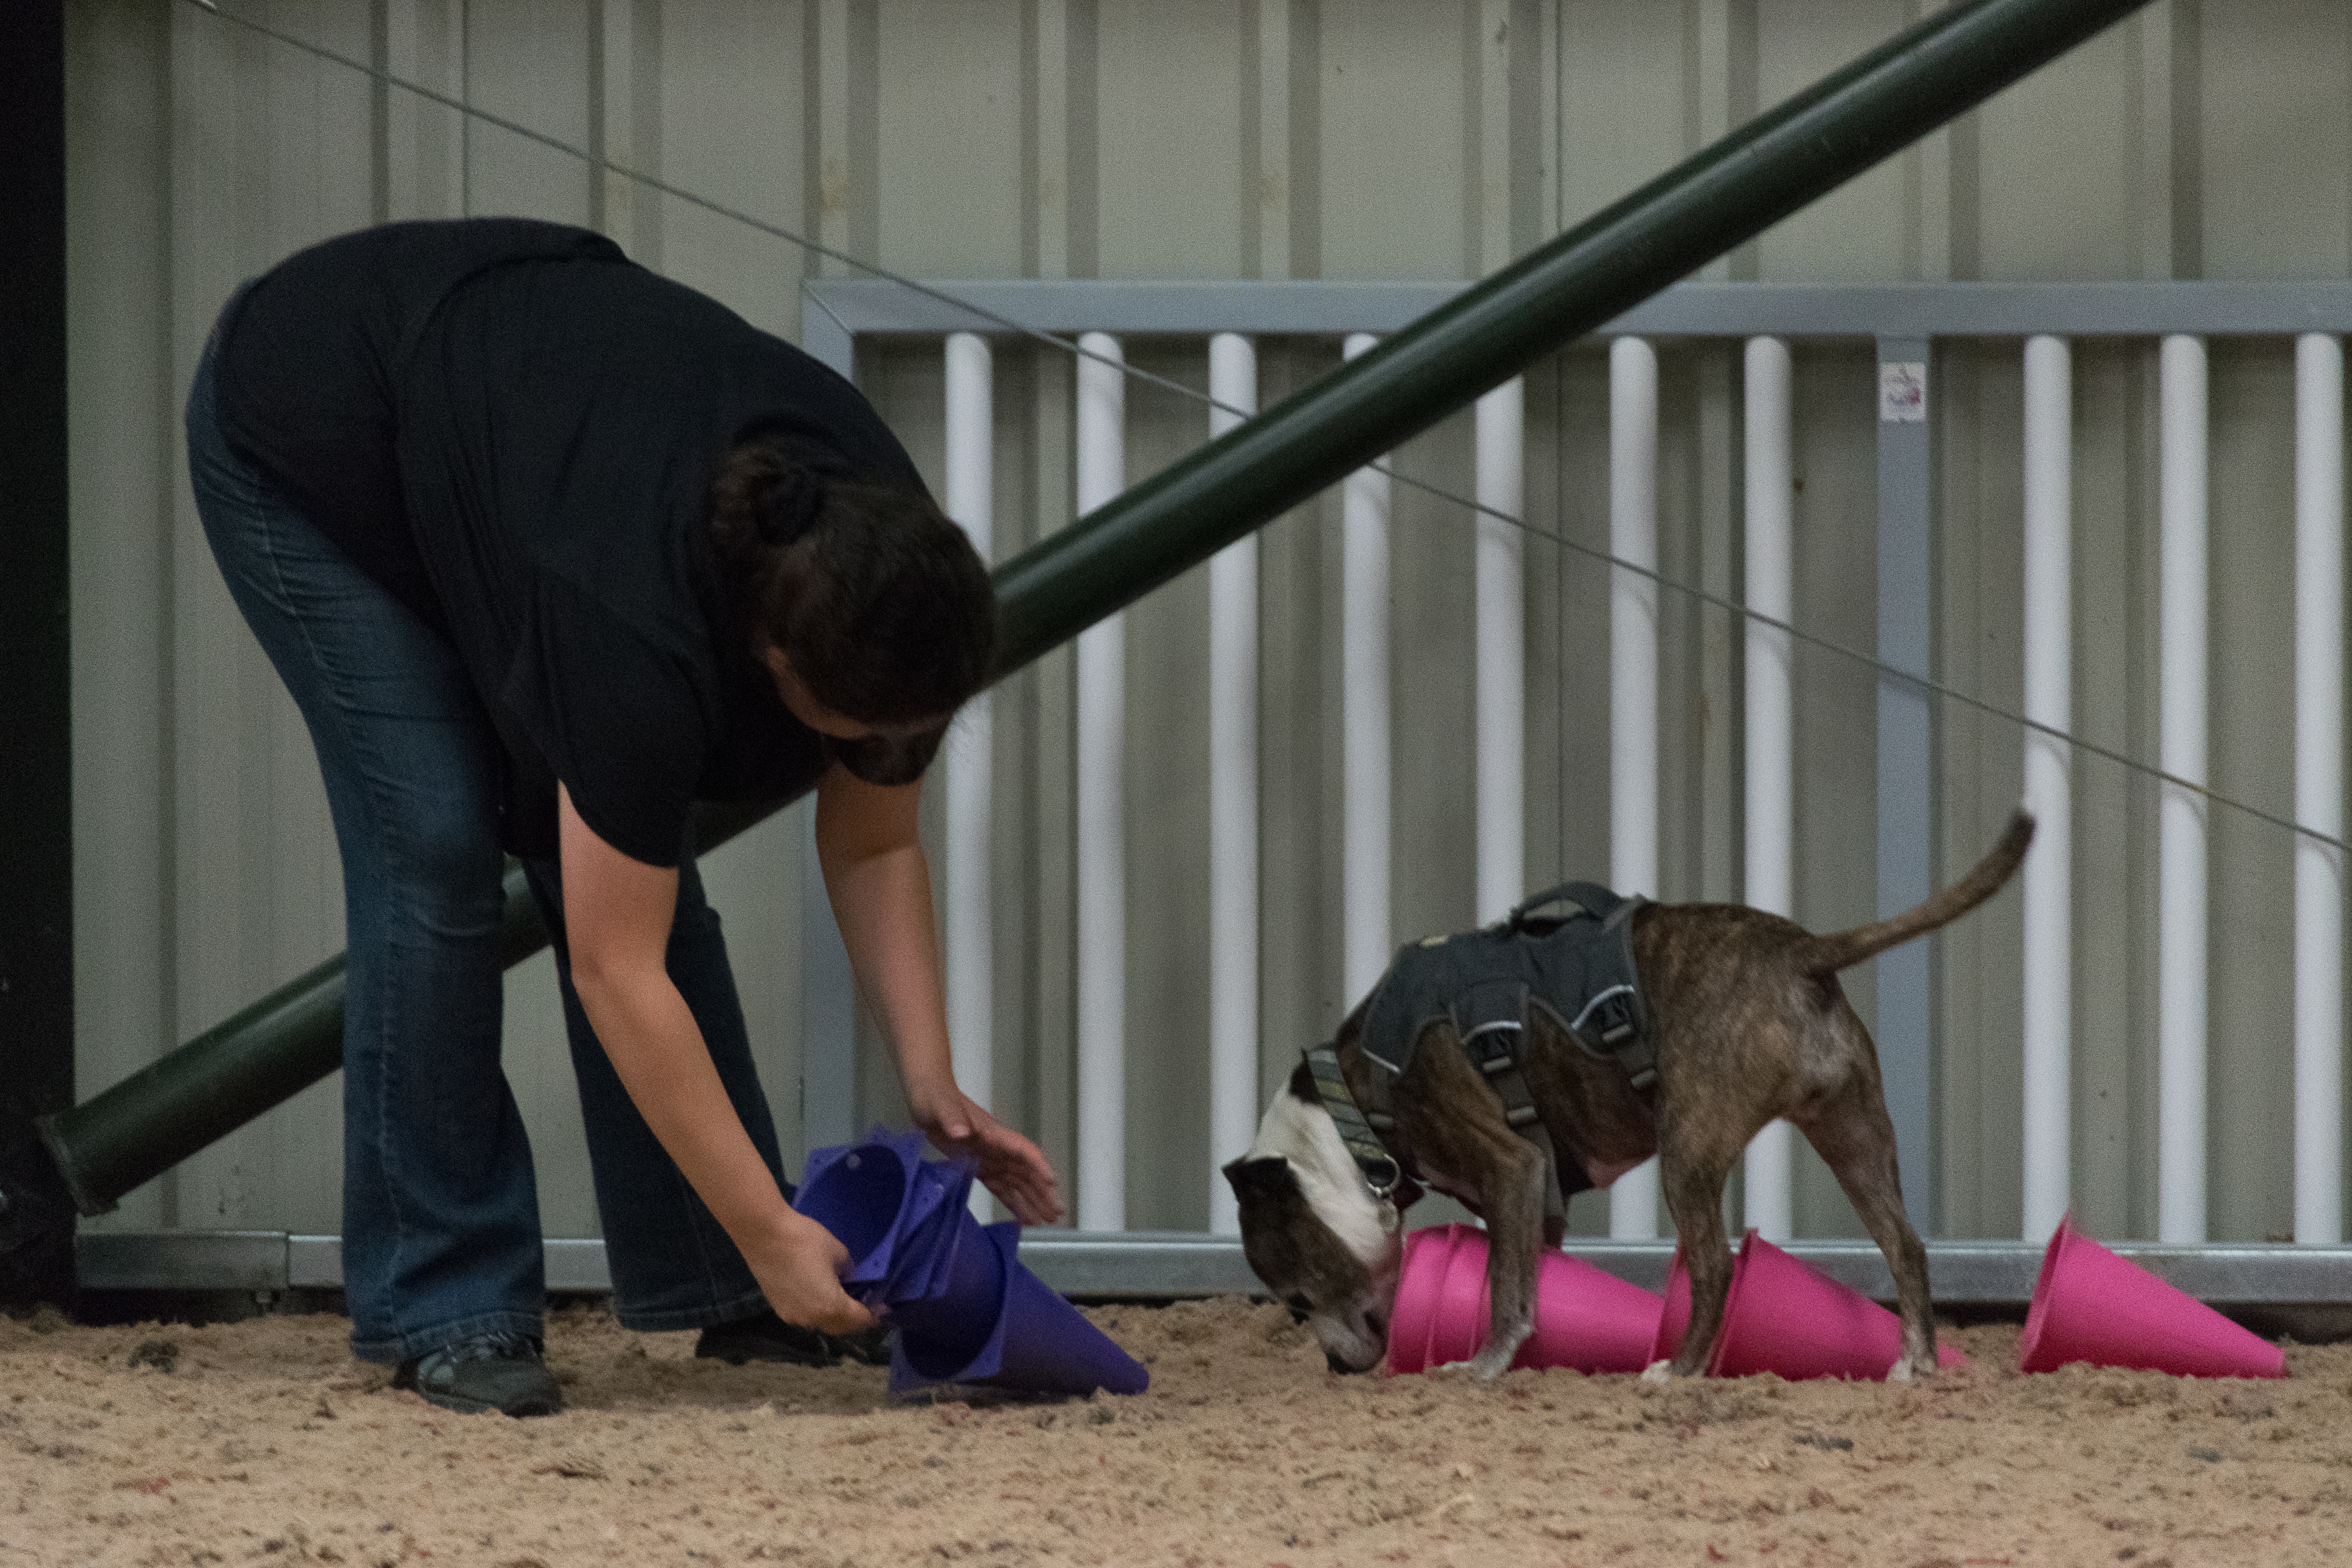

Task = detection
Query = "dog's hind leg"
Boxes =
[1652,1127,1742,1379]
[1797,1077,1938,1382]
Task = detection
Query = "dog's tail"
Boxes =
[1793,808,2035,975]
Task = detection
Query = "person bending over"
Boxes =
[187,217,1059,1417]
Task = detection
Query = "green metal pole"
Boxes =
[31,0,2150,1218]
[34,801,777,1216]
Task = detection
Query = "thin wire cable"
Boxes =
[182,0,2350,858]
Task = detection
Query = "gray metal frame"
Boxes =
[802,277,2352,372]
[75,1231,2352,1334]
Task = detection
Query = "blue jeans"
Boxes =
[187,326,788,1363]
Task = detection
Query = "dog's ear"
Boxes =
[1222,1156,1298,1204]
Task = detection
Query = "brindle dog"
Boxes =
[1226,810,2034,1381]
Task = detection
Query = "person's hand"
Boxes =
[742,1212,877,1336]
[908,1082,1065,1226]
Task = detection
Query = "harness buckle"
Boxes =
[1463,1019,1522,1073]
[1570,985,1640,1055]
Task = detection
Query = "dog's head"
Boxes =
[1223,1090,1408,1373]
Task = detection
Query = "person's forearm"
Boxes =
[810,772,1063,1224]
[570,957,804,1247]
[819,837,957,1098]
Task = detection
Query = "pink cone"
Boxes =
[1706,1230,1964,1381]
[1384,1226,1457,1375]
[2018,1214,2286,1380]
[1425,1224,1493,1368]
[1511,1248,1662,1373]
[1651,1246,1692,1366]
[1383,1223,1663,1375]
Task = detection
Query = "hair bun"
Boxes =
[755,466,829,548]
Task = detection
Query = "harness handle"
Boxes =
[1507,880,1602,928]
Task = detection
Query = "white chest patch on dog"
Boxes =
[1247,1093,1393,1266]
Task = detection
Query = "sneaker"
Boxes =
[695,1309,893,1368]
[394,1331,562,1417]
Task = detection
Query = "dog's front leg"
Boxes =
[1467,1145,1547,1380]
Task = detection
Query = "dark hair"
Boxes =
[709,435,995,727]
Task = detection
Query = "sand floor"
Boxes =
[2,1296,2348,1567]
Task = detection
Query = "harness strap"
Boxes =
[1590,896,1658,1092]
[1453,980,1574,1231]
[1304,1044,1401,1200]
[1509,884,1659,1094]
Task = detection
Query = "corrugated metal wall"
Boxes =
[63,0,2352,1247]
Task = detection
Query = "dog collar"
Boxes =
[1303,1044,1402,1201]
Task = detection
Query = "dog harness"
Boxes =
[1324,882,1655,1229]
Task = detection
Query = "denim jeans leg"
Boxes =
[520,843,785,1331]
[186,341,546,1364]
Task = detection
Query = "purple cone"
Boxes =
[793,1127,929,1293]
[886,1211,1008,1367]
[889,1221,1150,1400]
[791,1131,1146,1398]
[886,1160,977,1304]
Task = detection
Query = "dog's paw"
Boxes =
[1640,1358,1676,1384]
[1467,1344,1518,1382]
[1886,1350,1938,1384]
[1886,1357,1914,1384]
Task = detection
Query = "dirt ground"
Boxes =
[3,1297,2349,1568]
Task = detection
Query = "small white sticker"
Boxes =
[1880,361,1928,423]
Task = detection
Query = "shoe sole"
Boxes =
[395,1370,562,1418]
[405,1383,562,1417]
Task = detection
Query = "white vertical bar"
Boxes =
[1609,338,1662,1239]
[1477,378,1527,925]
[1874,337,1937,1235]
[1075,331,1126,1232]
[1207,333,1260,1237]
[2298,332,2346,1245]
[2020,334,2073,1244]
[943,333,994,1222]
[1742,336,1796,1242]
[1741,338,1795,922]
[1343,333,1393,1007]
[2157,334,2208,1245]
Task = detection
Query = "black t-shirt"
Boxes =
[215,218,931,866]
